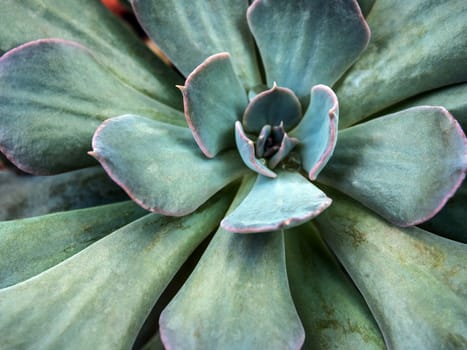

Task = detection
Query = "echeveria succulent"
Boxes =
[0,0,466,349]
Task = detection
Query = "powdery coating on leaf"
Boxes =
[307,85,339,180]
[0,38,94,175]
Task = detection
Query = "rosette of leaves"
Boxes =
[1,0,467,349]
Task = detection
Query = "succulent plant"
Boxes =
[0,0,466,349]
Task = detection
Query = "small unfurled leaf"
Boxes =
[132,0,262,87]
[181,53,248,158]
[319,106,467,226]
[242,84,302,132]
[0,39,184,174]
[160,177,304,349]
[247,0,370,100]
[92,115,247,216]
[0,191,232,349]
[292,84,339,180]
[315,190,467,350]
[0,201,147,288]
[336,0,467,127]
[221,171,331,233]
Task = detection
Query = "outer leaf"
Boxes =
[91,115,247,216]
[0,0,182,109]
[132,0,262,87]
[0,201,147,288]
[247,0,370,100]
[0,39,184,174]
[243,84,302,133]
[181,53,248,158]
[160,176,304,349]
[0,167,127,220]
[221,171,331,233]
[319,106,467,226]
[336,0,467,127]
[292,85,339,180]
[0,191,232,349]
[315,190,467,350]
[285,224,385,350]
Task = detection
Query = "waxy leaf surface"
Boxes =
[319,107,467,226]
[0,193,231,349]
[0,39,184,174]
[315,191,467,350]
[247,0,370,100]
[92,115,247,216]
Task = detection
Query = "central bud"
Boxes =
[234,84,302,178]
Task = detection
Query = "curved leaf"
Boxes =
[285,224,385,350]
[0,0,182,109]
[0,39,184,174]
[0,201,147,288]
[0,191,231,349]
[315,190,467,350]
[247,0,370,100]
[292,85,339,180]
[132,0,261,87]
[92,115,247,216]
[319,106,467,226]
[181,53,248,158]
[221,171,331,233]
[0,167,127,221]
[160,177,304,349]
[336,0,467,127]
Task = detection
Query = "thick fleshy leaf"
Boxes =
[247,0,370,100]
[0,201,146,288]
[285,224,385,349]
[319,106,467,226]
[269,130,299,169]
[243,84,302,132]
[336,0,467,127]
[0,167,127,220]
[0,39,184,174]
[420,181,467,244]
[160,176,304,349]
[132,0,261,87]
[0,191,231,349]
[315,190,467,350]
[181,53,248,158]
[292,85,339,180]
[92,115,247,216]
[221,171,331,233]
[235,121,277,178]
[0,0,182,109]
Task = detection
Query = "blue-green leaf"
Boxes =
[92,115,247,216]
[315,190,467,350]
[132,0,261,87]
[181,53,248,157]
[221,171,331,233]
[247,0,370,100]
[319,106,467,226]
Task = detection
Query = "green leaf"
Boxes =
[357,0,376,16]
[181,53,248,157]
[315,190,467,350]
[0,191,232,349]
[221,171,331,233]
[336,0,467,127]
[132,0,262,88]
[160,177,304,349]
[247,0,370,100]
[0,39,184,174]
[0,201,147,288]
[0,0,183,109]
[319,106,467,226]
[285,223,385,350]
[91,115,247,216]
[0,167,127,221]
